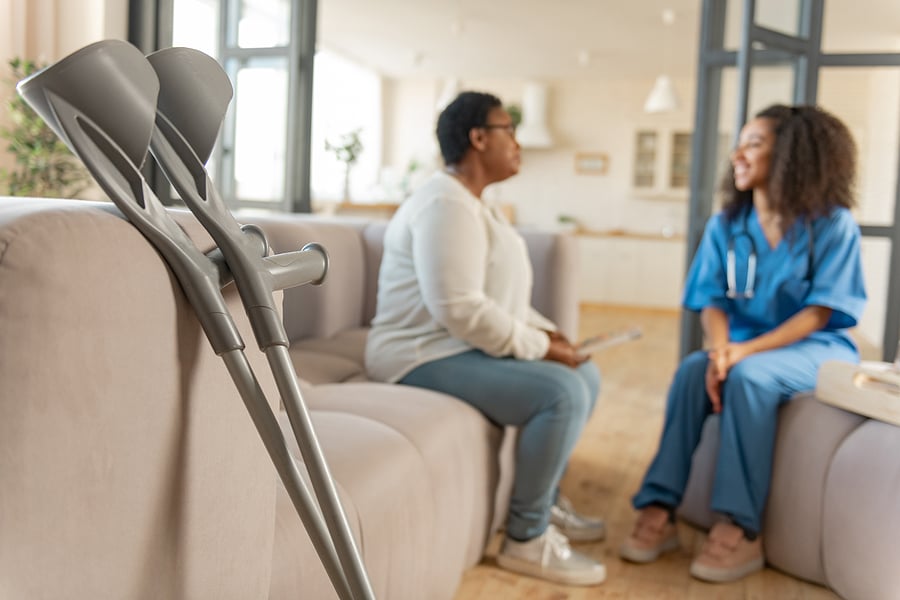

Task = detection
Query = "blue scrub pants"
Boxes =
[401,350,600,541]
[633,340,857,535]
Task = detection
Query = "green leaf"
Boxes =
[0,56,91,197]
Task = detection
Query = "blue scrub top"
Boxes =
[683,206,866,349]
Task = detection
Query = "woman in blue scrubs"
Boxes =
[619,104,866,583]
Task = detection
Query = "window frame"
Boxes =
[128,0,318,212]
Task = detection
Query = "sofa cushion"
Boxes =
[289,327,370,384]
[293,327,369,365]
[270,409,433,600]
[822,419,900,600]
[268,381,509,599]
[305,383,506,576]
[764,395,865,584]
[289,349,367,385]
[0,199,277,600]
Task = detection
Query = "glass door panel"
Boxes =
[819,67,900,228]
[237,0,291,48]
[747,64,795,114]
[172,0,220,59]
[755,0,803,37]
[857,238,893,360]
[823,0,900,53]
[723,0,743,51]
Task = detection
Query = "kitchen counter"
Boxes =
[576,227,685,241]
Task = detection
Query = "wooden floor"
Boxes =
[454,305,841,600]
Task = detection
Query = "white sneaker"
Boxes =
[496,525,606,586]
[550,496,606,542]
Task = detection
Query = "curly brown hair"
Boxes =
[720,104,857,229]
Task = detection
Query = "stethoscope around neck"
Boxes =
[725,211,815,299]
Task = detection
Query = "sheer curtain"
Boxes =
[1,0,125,62]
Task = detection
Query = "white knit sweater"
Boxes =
[365,171,554,383]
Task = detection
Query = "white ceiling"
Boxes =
[317,0,900,82]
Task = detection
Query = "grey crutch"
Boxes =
[18,39,375,600]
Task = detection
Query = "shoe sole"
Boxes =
[495,555,606,586]
[618,535,680,563]
[689,556,764,583]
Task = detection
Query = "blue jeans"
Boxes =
[401,350,601,540]
[633,340,857,534]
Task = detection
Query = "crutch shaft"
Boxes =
[221,349,355,600]
[266,345,376,600]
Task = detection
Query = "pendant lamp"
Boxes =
[644,9,681,114]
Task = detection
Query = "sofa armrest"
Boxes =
[815,360,900,426]
[519,229,580,340]
[0,199,277,599]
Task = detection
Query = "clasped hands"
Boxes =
[543,330,591,368]
[705,342,752,413]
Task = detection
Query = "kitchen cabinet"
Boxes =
[577,233,686,309]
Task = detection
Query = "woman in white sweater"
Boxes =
[365,91,606,587]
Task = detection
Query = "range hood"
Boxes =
[515,82,554,149]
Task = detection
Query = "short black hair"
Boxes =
[436,91,502,165]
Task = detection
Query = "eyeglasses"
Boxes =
[482,123,517,136]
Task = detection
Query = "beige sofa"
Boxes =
[0,196,579,600]
[680,377,900,599]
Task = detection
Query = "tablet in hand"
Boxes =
[577,326,642,354]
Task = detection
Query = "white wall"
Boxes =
[381,69,898,337]
[383,75,696,237]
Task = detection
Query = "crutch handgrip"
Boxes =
[264,243,328,291]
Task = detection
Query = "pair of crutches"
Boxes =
[18,40,375,600]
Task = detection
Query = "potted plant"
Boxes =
[325,128,363,202]
[505,103,523,128]
[557,213,581,233]
[0,58,90,198]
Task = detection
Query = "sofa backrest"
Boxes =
[518,228,580,339]
[360,220,387,325]
[246,213,377,340]
[249,213,581,343]
[0,197,278,600]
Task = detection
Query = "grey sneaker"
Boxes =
[550,496,606,542]
[689,521,764,583]
[496,524,606,586]
[619,505,680,563]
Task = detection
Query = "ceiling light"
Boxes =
[644,75,680,113]
[644,9,681,114]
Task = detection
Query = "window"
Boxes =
[310,50,382,205]
[157,0,316,212]
[232,58,289,202]
[172,0,219,59]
